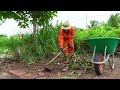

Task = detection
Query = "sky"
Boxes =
[52,11,120,28]
[0,11,120,36]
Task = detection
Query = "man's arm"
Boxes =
[68,27,75,40]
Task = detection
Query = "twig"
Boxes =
[69,71,75,75]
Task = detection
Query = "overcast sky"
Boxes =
[52,11,120,28]
[0,11,120,36]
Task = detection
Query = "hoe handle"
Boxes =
[46,46,68,66]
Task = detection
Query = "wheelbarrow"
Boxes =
[87,37,120,75]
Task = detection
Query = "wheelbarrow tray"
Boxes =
[87,37,120,54]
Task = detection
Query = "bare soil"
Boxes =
[0,52,120,79]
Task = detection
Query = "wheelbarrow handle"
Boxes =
[46,46,68,66]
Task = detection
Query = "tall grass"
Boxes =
[0,37,8,54]
[18,24,61,64]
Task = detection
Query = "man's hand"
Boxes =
[67,43,71,48]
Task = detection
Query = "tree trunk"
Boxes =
[33,17,37,37]
[31,15,38,44]
[32,16,38,54]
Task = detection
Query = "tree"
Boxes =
[0,11,57,36]
[107,13,120,28]
[0,34,7,38]
[90,20,99,28]
[87,20,99,29]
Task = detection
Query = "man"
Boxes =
[58,21,75,64]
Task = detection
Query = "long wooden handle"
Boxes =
[46,46,68,66]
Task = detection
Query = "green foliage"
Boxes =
[18,24,60,64]
[0,20,61,64]
[7,36,21,50]
[74,24,120,54]
[0,35,22,56]
[88,20,100,28]
[67,54,93,70]
[0,36,8,47]
[0,11,57,28]
[0,34,7,38]
[0,11,57,35]
[0,36,9,54]
[107,13,120,28]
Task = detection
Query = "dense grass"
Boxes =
[17,24,61,64]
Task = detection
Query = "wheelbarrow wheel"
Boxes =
[94,53,104,75]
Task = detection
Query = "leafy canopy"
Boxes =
[0,11,57,28]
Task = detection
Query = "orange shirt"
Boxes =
[58,26,75,54]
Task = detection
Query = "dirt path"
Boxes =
[0,65,20,79]
[0,69,17,79]
[0,53,120,79]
